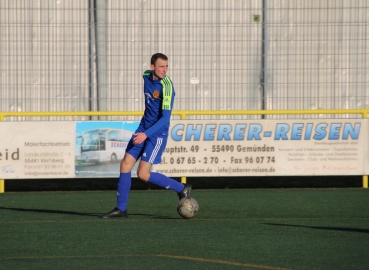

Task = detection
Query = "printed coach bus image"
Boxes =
[75,128,133,164]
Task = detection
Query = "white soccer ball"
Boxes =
[177,197,199,219]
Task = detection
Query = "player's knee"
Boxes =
[121,159,128,167]
[137,169,150,182]
[120,157,133,172]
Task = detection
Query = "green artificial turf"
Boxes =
[1,189,369,270]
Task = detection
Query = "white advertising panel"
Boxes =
[154,119,368,176]
[0,119,367,179]
[0,122,75,179]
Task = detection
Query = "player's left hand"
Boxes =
[132,132,147,145]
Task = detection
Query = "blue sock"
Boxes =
[117,172,131,211]
[148,172,184,193]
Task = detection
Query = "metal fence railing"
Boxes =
[0,0,368,121]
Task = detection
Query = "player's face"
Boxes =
[151,58,168,79]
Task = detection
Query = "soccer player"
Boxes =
[101,53,191,218]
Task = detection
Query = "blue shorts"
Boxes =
[125,136,167,164]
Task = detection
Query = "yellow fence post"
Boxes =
[361,111,368,188]
[180,112,188,184]
[363,176,368,189]
[0,180,4,193]
[181,177,187,185]
[0,113,4,193]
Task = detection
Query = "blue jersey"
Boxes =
[136,70,175,138]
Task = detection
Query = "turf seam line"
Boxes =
[156,254,291,270]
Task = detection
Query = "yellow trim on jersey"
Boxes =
[161,76,173,111]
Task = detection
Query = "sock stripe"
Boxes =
[148,172,184,193]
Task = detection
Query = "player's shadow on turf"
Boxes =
[0,207,181,219]
[264,223,369,234]
[129,213,181,219]
[0,206,100,217]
